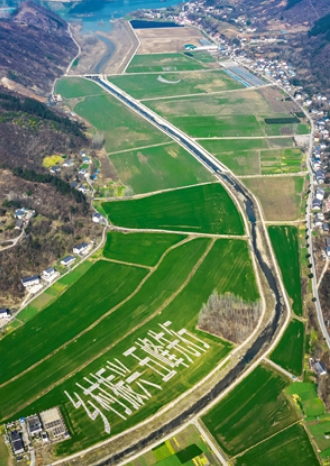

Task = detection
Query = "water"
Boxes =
[0,0,182,33]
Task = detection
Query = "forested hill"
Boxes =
[0,1,77,95]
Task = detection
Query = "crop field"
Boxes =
[260,147,303,174]
[0,435,9,466]
[308,418,330,454]
[270,319,304,376]
[102,183,244,235]
[286,382,326,418]
[126,53,208,73]
[73,94,169,152]
[127,424,221,466]
[55,77,106,99]
[268,225,303,315]
[103,231,186,266]
[108,70,242,100]
[0,238,259,455]
[0,260,148,386]
[109,142,214,194]
[202,365,299,456]
[244,176,305,221]
[234,424,320,466]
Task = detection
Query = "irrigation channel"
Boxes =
[87,76,285,465]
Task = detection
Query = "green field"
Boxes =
[55,77,106,99]
[0,238,259,457]
[103,231,186,266]
[109,142,214,194]
[260,147,303,175]
[270,319,304,376]
[126,53,208,73]
[0,434,9,466]
[268,225,303,315]
[286,382,326,418]
[108,70,242,100]
[0,261,148,385]
[73,94,169,152]
[202,365,299,456]
[102,183,244,235]
[234,424,320,466]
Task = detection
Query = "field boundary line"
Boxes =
[107,141,172,156]
[195,136,298,140]
[0,236,193,390]
[107,226,248,240]
[122,21,140,74]
[100,257,152,270]
[2,238,214,418]
[193,419,229,466]
[263,357,298,380]
[229,420,302,460]
[238,172,306,178]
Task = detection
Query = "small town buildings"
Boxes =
[15,208,27,220]
[313,360,327,376]
[27,415,43,436]
[314,218,323,228]
[50,166,61,175]
[312,199,322,211]
[10,430,24,455]
[63,159,73,167]
[42,267,59,282]
[73,242,91,256]
[316,187,325,201]
[316,169,325,184]
[0,308,10,321]
[40,407,67,440]
[322,223,329,232]
[21,275,40,288]
[60,256,76,267]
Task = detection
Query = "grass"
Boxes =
[234,423,320,466]
[286,382,326,418]
[260,147,303,175]
[57,260,93,286]
[202,365,299,456]
[126,53,208,73]
[109,142,214,194]
[55,77,106,99]
[270,319,304,376]
[108,70,242,100]
[0,239,259,456]
[244,176,305,221]
[0,434,9,466]
[268,225,303,315]
[103,231,186,266]
[102,183,245,235]
[0,261,147,386]
[73,94,169,153]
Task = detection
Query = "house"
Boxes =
[82,156,91,164]
[322,223,329,232]
[313,360,327,376]
[70,182,78,189]
[314,218,323,228]
[316,187,325,201]
[92,212,105,223]
[316,212,325,221]
[316,169,325,184]
[10,431,24,455]
[21,275,40,288]
[15,219,24,230]
[312,199,322,211]
[63,159,73,167]
[60,255,76,267]
[0,308,10,321]
[27,415,43,436]
[73,242,91,256]
[42,267,58,281]
[326,238,330,258]
[15,208,27,220]
[50,166,61,175]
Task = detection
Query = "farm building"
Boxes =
[60,255,76,267]
[21,275,40,288]
[42,267,56,279]
[73,242,91,256]
[27,415,43,436]
[40,407,68,440]
[92,212,105,223]
[0,308,10,321]
[10,430,24,455]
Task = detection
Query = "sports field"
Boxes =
[103,231,186,266]
[244,176,305,221]
[73,94,169,152]
[0,238,259,455]
[126,53,208,73]
[55,77,106,99]
[268,225,303,315]
[109,142,214,194]
[270,319,304,376]
[108,70,242,100]
[202,365,299,456]
[102,183,245,235]
[234,424,320,466]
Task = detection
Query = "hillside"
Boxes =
[0,1,77,95]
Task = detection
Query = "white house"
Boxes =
[63,159,73,167]
[21,275,40,288]
[61,255,76,267]
[315,187,325,201]
[92,212,105,223]
[42,267,59,282]
[312,199,322,211]
[0,308,10,321]
[73,242,91,256]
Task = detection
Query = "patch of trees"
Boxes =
[286,0,304,10]
[309,13,330,39]
[12,167,87,205]
[198,291,262,344]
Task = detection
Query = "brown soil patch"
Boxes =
[259,86,300,113]
[135,27,204,54]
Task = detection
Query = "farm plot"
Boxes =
[103,231,186,266]
[202,365,299,456]
[73,94,169,152]
[108,70,242,100]
[260,147,304,174]
[1,238,258,455]
[102,183,245,235]
[126,53,207,73]
[0,260,148,386]
[244,176,305,221]
[234,424,320,466]
[286,382,326,418]
[109,142,214,194]
[134,27,206,54]
[308,417,330,456]
[55,77,106,99]
[270,319,304,376]
[268,225,303,315]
